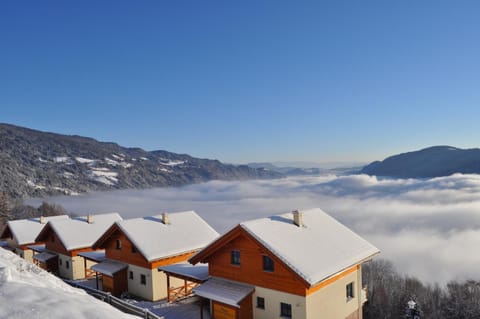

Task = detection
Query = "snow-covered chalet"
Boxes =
[92,210,219,301]
[189,208,380,319]
[0,215,69,263]
[35,213,122,279]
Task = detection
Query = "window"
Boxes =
[115,239,122,250]
[129,271,133,280]
[131,245,137,253]
[280,302,292,318]
[256,297,265,309]
[140,274,146,285]
[51,235,55,242]
[66,261,70,269]
[59,259,62,266]
[263,255,274,272]
[346,282,354,301]
[231,250,240,265]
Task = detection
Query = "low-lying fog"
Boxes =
[29,173,480,285]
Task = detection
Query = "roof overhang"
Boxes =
[158,263,209,283]
[192,277,255,308]
[78,250,106,262]
[27,244,46,253]
[33,252,58,263]
[91,260,128,277]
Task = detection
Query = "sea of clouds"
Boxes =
[29,173,480,285]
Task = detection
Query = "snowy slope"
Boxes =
[0,249,137,319]
[0,123,282,198]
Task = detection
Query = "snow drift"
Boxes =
[0,249,137,319]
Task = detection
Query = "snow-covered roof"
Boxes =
[193,277,255,308]
[33,251,57,263]
[47,213,122,251]
[115,211,219,262]
[2,215,69,245]
[91,260,128,276]
[239,208,380,286]
[159,263,209,282]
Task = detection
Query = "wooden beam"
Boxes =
[95,272,99,290]
[167,273,171,303]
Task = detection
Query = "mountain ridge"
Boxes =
[361,145,480,178]
[0,123,282,198]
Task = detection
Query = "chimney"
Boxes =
[39,216,46,224]
[87,214,93,224]
[162,212,170,225]
[292,210,303,227]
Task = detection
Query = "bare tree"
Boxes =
[442,280,480,319]
[37,201,66,216]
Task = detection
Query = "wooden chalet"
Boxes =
[92,211,219,301]
[0,215,69,265]
[190,208,380,319]
[35,213,122,280]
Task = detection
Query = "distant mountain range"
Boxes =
[247,162,361,176]
[247,162,323,176]
[361,146,480,178]
[0,123,282,198]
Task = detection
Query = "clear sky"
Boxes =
[2,1,480,164]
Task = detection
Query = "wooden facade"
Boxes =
[34,255,59,274]
[38,224,100,257]
[93,223,201,300]
[98,227,196,269]
[212,296,253,319]
[103,230,149,267]
[190,224,369,319]
[102,268,128,297]
[35,224,101,277]
[191,226,311,296]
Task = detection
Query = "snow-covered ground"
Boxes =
[69,277,210,319]
[54,156,71,163]
[0,249,138,319]
[160,160,185,167]
[75,157,96,164]
[89,168,119,185]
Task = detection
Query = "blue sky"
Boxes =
[2,1,480,164]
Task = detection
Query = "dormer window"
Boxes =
[231,250,240,265]
[115,239,122,250]
[263,255,274,272]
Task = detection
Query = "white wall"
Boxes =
[249,267,363,319]
[306,268,362,319]
[57,254,86,280]
[23,249,34,263]
[127,264,156,301]
[127,264,185,301]
[252,286,306,319]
